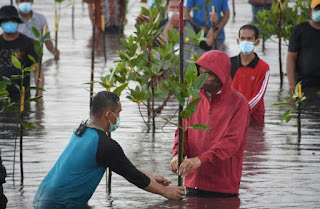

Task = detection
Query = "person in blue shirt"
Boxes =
[184,0,230,50]
[33,91,185,208]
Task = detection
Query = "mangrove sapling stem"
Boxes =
[278,0,283,85]
[151,77,155,136]
[36,25,46,97]
[178,0,184,186]
[138,103,150,131]
[19,86,25,184]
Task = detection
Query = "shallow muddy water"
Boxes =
[0,0,319,208]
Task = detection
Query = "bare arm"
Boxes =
[216,10,229,34]
[45,40,60,60]
[33,63,44,97]
[138,168,185,199]
[286,52,298,94]
[205,12,218,47]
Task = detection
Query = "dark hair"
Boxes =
[166,0,179,6]
[238,24,259,40]
[90,91,119,116]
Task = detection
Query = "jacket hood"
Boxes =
[195,50,232,94]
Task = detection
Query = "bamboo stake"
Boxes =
[55,8,59,51]
[89,1,96,108]
[178,0,184,187]
[297,83,302,139]
[278,0,283,85]
[36,24,46,97]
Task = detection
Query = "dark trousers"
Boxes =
[186,188,238,198]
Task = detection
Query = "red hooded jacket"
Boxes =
[173,51,250,194]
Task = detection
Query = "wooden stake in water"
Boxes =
[101,14,107,63]
[106,83,112,194]
[36,24,46,97]
[72,0,75,39]
[277,0,283,85]
[19,86,25,183]
[178,0,184,187]
[89,1,96,108]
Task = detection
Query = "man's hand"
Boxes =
[162,186,185,200]
[178,157,201,177]
[210,12,218,27]
[170,154,179,173]
[52,49,60,61]
[152,174,172,186]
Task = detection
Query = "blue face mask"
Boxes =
[18,2,32,14]
[107,111,120,132]
[239,41,255,55]
[1,21,19,34]
[312,10,320,23]
[168,11,179,19]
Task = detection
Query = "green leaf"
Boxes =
[189,124,211,130]
[185,63,197,85]
[281,109,292,122]
[32,26,40,38]
[27,96,43,103]
[188,87,199,99]
[113,83,128,96]
[11,55,22,70]
[185,27,198,40]
[171,85,185,107]
[22,122,36,129]
[28,55,36,64]
[192,73,207,90]
[180,110,192,119]
[23,66,35,72]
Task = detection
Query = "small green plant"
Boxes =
[255,0,310,45]
[273,82,306,138]
[97,5,208,135]
[273,82,306,122]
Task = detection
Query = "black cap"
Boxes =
[0,5,22,24]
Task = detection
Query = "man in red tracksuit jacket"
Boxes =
[230,24,270,123]
[170,50,250,197]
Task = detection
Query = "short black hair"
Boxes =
[239,24,259,40]
[90,91,120,116]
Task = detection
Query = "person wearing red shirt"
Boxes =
[230,24,270,123]
[170,50,250,197]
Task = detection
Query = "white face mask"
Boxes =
[168,11,179,19]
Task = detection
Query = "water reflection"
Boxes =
[148,196,240,209]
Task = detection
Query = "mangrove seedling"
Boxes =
[273,82,306,137]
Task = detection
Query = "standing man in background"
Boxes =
[184,0,230,50]
[286,0,320,97]
[16,0,60,60]
[230,24,270,123]
[0,5,43,100]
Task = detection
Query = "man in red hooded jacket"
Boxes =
[170,50,250,197]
